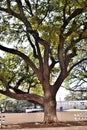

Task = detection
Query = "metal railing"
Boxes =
[74,113,87,121]
[56,100,87,110]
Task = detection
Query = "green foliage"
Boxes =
[0,97,33,112]
[0,51,43,94]
[0,94,6,102]
[64,60,87,92]
[65,91,87,101]
[30,84,44,96]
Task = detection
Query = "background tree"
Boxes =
[64,60,87,99]
[0,97,33,112]
[0,0,87,123]
[64,91,87,101]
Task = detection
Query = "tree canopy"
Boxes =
[0,0,87,123]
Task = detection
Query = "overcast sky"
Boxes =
[56,87,69,101]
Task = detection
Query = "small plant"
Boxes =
[85,106,87,109]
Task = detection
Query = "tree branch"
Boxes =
[49,49,58,71]
[35,40,43,71]
[26,33,43,73]
[0,45,42,80]
[58,35,66,71]
[0,7,21,21]
[0,74,44,106]
[16,77,25,89]
[0,6,31,28]
[27,33,38,58]
[0,90,44,106]
[0,75,9,91]
[6,0,11,10]
[25,0,33,16]
[15,0,24,15]
[67,88,87,93]
[68,58,87,73]
[62,8,83,30]
[63,0,67,24]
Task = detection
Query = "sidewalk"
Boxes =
[1,111,87,124]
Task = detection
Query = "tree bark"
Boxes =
[44,96,58,123]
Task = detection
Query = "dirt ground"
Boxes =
[1,121,87,129]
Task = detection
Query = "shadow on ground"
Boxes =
[1,121,87,129]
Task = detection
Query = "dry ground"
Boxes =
[1,121,87,129]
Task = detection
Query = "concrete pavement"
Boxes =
[2,111,87,124]
[1,112,87,130]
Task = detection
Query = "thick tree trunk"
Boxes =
[44,96,58,123]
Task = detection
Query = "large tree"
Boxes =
[0,0,87,123]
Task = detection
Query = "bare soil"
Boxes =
[1,121,87,129]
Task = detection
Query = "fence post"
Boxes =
[0,111,5,128]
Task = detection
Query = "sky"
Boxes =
[56,87,70,101]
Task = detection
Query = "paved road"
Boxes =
[2,126,87,130]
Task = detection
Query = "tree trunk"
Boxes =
[44,96,58,123]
